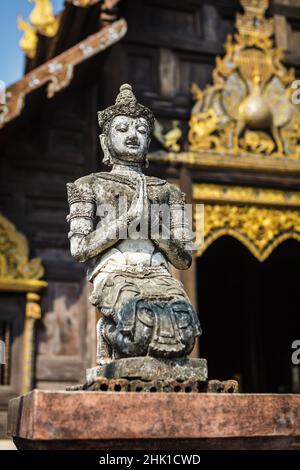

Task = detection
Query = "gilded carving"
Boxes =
[25,293,42,319]
[240,130,275,154]
[0,213,44,281]
[193,184,300,207]
[197,205,300,262]
[189,109,222,151]
[148,150,300,174]
[189,0,300,160]
[153,120,182,152]
[193,184,300,262]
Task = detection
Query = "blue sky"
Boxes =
[0,0,64,86]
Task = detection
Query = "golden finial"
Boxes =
[29,0,59,38]
[188,0,300,158]
[18,16,38,59]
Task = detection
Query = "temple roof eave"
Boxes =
[0,17,127,129]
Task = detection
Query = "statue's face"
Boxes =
[106,115,150,163]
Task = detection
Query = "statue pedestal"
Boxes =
[8,390,300,450]
[86,356,208,382]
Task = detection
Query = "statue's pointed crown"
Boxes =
[98,83,154,132]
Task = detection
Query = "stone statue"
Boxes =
[67,84,203,382]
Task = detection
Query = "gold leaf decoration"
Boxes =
[0,213,44,280]
[189,0,300,160]
[196,205,300,262]
[154,120,182,153]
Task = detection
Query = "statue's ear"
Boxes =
[100,134,112,166]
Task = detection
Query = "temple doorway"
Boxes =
[197,236,300,393]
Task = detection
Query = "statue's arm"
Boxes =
[67,182,125,262]
[152,187,193,270]
[68,216,128,263]
[67,179,144,262]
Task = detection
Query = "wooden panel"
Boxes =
[127,47,158,93]
[142,3,201,38]
[177,55,215,97]
[36,280,96,384]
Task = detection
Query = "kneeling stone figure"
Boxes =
[67,84,202,368]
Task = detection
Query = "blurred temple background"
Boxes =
[1,0,300,441]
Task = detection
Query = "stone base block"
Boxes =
[8,390,300,450]
[86,356,208,382]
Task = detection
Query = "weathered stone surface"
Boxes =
[86,356,207,382]
[8,390,300,450]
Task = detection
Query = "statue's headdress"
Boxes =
[97,83,154,133]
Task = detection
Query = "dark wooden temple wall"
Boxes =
[0,83,100,393]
